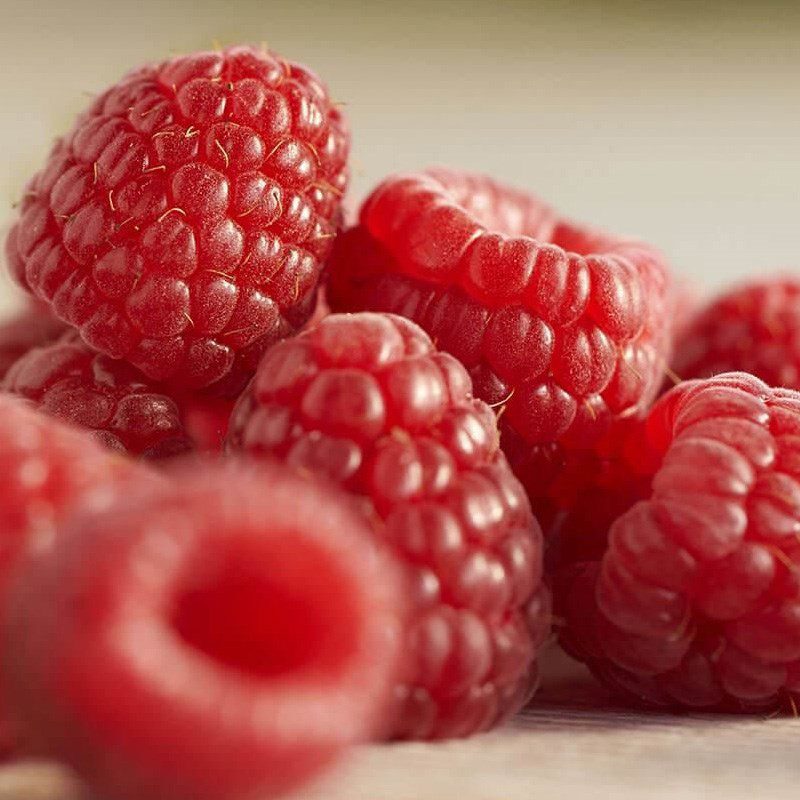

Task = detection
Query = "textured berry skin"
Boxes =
[0,397,145,754]
[559,373,800,712]
[327,169,672,524]
[4,335,193,459]
[673,278,800,388]
[228,312,549,740]
[6,45,349,393]
[4,461,402,800]
[0,307,66,380]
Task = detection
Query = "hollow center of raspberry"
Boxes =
[171,540,358,680]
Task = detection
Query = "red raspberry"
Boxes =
[4,460,402,800]
[0,396,145,753]
[3,335,193,459]
[559,372,800,711]
[327,169,673,524]
[228,312,550,739]
[673,278,800,388]
[5,45,349,393]
[0,307,66,380]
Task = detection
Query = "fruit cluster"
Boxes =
[1,43,798,800]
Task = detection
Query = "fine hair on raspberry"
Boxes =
[5,45,349,393]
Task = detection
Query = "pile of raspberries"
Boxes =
[1,45,798,800]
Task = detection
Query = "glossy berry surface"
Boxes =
[0,307,66,380]
[4,460,401,800]
[4,335,193,459]
[327,169,672,523]
[5,45,349,392]
[0,396,145,754]
[228,312,550,740]
[673,278,800,388]
[559,373,800,711]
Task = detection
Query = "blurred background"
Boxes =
[2,0,799,315]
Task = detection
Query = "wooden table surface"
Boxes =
[3,652,797,800]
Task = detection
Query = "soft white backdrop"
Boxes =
[2,0,799,316]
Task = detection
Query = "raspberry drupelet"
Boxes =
[327,168,673,526]
[4,461,402,800]
[5,45,349,393]
[673,277,800,389]
[228,312,550,740]
[3,334,193,459]
[559,372,800,712]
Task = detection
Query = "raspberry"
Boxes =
[559,372,800,711]
[673,278,800,388]
[327,168,672,523]
[4,460,402,800]
[0,307,66,380]
[0,396,145,753]
[228,312,550,739]
[5,45,349,393]
[3,335,193,459]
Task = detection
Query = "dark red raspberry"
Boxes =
[4,460,402,800]
[3,335,193,459]
[673,278,800,388]
[327,169,673,525]
[0,307,66,380]
[5,45,348,393]
[0,396,145,754]
[559,372,800,711]
[228,312,550,740]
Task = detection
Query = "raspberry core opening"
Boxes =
[171,537,359,679]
